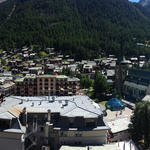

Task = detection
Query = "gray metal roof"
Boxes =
[0,111,15,120]
[0,106,25,134]
[68,77,80,82]
[3,96,103,118]
[0,107,15,120]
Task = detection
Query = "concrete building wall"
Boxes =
[123,81,146,99]
[112,130,130,142]
[0,132,24,150]
[15,75,80,96]
[59,130,107,145]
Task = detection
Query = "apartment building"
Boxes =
[67,77,80,95]
[2,95,109,150]
[15,74,37,96]
[56,75,68,96]
[37,75,56,96]
[15,74,80,96]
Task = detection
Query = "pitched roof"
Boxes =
[3,96,103,118]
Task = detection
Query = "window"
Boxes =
[69,122,73,127]
[0,120,10,129]
[86,122,95,128]
[61,132,64,137]
[75,141,82,145]
[75,133,82,137]
[45,82,48,85]
[61,132,67,137]
[40,126,44,132]
[45,79,48,82]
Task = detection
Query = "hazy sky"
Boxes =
[129,0,140,2]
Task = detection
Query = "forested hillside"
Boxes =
[0,0,150,59]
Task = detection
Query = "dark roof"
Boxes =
[106,98,124,107]
[129,69,150,80]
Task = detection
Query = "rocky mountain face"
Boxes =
[0,0,6,3]
[139,0,150,7]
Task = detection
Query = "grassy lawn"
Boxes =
[98,101,107,106]
[3,66,10,71]
[39,51,49,57]
[0,49,3,53]
[89,87,93,92]
[100,57,107,60]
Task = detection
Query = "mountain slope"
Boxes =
[0,0,6,3]
[135,0,150,23]
[139,0,150,7]
[0,0,150,59]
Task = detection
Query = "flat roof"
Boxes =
[68,77,80,82]
[116,140,138,150]
[4,129,25,134]
[56,75,68,79]
[107,117,130,133]
[60,145,121,150]
[37,75,56,78]
[25,74,36,79]
[142,94,150,101]
[103,107,133,133]
[0,82,15,89]
[15,77,25,82]
[29,67,42,70]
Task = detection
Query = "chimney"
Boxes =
[47,109,51,122]
[0,93,4,104]
[19,99,23,104]
[61,104,64,108]
[49,96,55,103]
[31,102,34,107]
[20,107,27,126]
[48,96,51,103]
[52,96,55,102]
[48,91,50,101]
[39,101,42,105]
[65,100,68,106]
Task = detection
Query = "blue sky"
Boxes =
[128,0,140,2]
